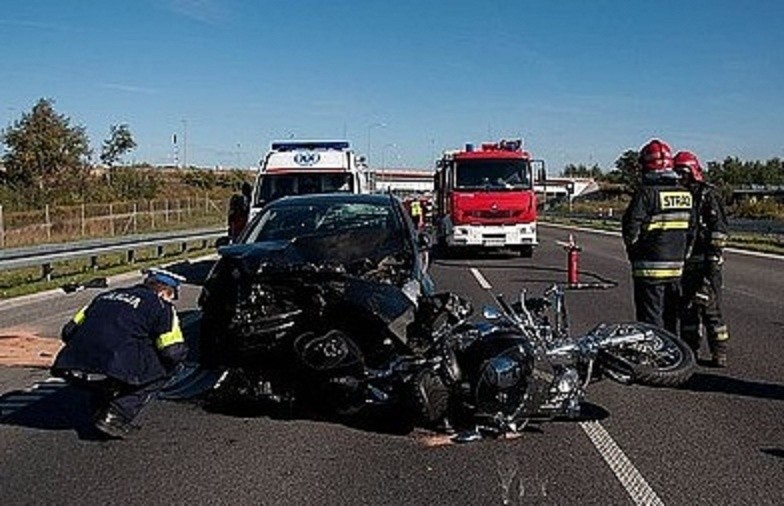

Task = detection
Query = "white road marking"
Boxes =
[470,267,493,290]
[580,421,664,506]
[470,265,664,505]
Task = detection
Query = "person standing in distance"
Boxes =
[622,139,696,334]
[674,151,730,367]
[51,268,188,438]
[228,182,253,242]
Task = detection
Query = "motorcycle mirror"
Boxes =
[482,306,502,320]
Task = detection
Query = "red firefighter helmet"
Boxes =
[639,139,674,172]
[673,151,704,182]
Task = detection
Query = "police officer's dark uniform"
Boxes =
[674,151,730,366]
[622,139,695,334]
[52,269,187,438]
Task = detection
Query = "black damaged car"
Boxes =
[198,193,445,419]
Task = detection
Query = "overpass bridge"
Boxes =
[370,169,599,200]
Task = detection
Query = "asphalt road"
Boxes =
[1,225,782,505]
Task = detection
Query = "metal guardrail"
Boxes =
[0,227,226,279]
[544,211,784,236]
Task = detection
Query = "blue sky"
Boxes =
[1,0,783,173]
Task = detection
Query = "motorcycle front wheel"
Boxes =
[598,324,695,387]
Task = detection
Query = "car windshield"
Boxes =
[245,200,399,243]
[455,159,531,190]
[257,173,354,204]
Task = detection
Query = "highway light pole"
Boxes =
[181,119,188,169]
[366,122,386,165]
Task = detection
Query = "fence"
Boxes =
[0,197,228,249]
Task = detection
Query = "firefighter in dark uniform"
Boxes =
[52,268,188,438]
[674,151,730,367]
[622,139,696,334]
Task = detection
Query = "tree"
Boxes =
[100,123,136,167]
[1,98,91,204]
[562,163,604,178]
[613,149,641,192]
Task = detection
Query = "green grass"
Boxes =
[0,241,216,300]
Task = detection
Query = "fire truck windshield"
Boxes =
[454,159,531,190]
[257,173,354,204]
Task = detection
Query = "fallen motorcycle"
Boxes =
[440,284,696,440]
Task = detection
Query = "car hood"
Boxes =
[218,227,409,278]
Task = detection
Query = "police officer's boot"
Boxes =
[94,408,131,439]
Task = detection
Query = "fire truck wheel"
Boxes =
[518,246,534,258]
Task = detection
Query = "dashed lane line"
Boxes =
[580,421,664,506]
[469,266,665,506]
[470,267,493,290]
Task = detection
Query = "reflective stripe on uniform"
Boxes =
[633,260,684,270]
[643,212,691,231]
[632,260,684,278]
[709,325,730,342]
[633,268,683,278]
[643,221,689,231]
[155,312,184,349]
[73,306,88,325]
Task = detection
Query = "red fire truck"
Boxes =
[433,139,542,257]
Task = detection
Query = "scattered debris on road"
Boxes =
[0,332,62,368]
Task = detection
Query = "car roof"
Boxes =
[271,192,396,207]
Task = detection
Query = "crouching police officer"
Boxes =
[51,268,188,438]
[622,139,696,334]
[674,151,730,367]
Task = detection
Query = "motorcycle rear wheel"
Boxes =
[600,325,695,387]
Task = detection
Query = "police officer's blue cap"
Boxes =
[143,268,186,292]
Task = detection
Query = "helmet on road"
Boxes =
[673,151,704,182]
[639,139,674,172]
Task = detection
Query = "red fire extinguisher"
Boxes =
[563,234,582,287]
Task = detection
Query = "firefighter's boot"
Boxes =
[711,343,728,368]
[708,325,729,368]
